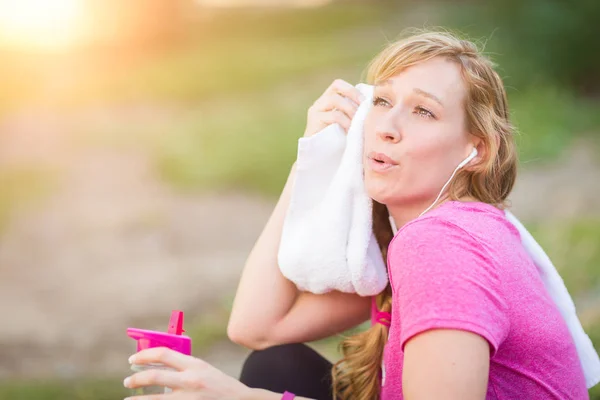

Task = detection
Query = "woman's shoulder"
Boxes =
[386,201,512,291]
[388,200,521,268]
[391,201,515,247]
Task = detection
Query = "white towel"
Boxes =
[278,83,600,389]
[278,83,385,296]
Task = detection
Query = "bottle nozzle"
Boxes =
[168,310,185,335]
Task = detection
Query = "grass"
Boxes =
[154,84,318,195]
[589,322,600,399]
[0,379,128,400]
[527,219,600,299]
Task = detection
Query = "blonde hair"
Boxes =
[331,29,518,399]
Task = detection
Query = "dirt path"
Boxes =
[0,109,272,379]
[509,138,600,222]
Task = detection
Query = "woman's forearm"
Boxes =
[227,162,300,348]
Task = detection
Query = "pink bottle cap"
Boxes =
[127,310,191,355]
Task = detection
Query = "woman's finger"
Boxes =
[125,368,190,391]
[318,109,352,132]
[328,78,364,106]
[129,347,207,372]
[314,92,358,120]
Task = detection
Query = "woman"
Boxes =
[123,31,589,399]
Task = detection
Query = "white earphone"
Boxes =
[457,147,478,169]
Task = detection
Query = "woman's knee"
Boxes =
[239,343,330,383]
[239,343,334,400]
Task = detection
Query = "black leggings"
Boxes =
[239,343,334,400]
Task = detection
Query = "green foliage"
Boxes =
[510,86,600,163]
[92,33,376,105]
[589,321,600,398]
[149,1,600,196]
[441,0,600,94]
[0,379,128,400]
[155,96,305,195]
[527,219,600,299]
[185,2,390,39]
[486,0,600,94]
[309,320,372,362]
[152,78,600,196]
[438,1,600,166]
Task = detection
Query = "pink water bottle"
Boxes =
[127,310,192,395]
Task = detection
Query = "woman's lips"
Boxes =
[367,151,398,173]
[367,157,398,172]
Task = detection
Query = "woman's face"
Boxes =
[363,56,476,207]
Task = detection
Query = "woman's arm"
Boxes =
[228,79,369,350]
[402,329,490,400]
[226,161,299,348]
[387,217,509,399]
[227,162,371,350]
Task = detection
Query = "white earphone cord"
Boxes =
[418,161,464,218]
[388,149,477,233]
[419,148,477,217]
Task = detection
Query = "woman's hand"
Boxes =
[123,347,255,400]
[303,78,364,137]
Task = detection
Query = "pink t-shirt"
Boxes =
[379,201,588,399]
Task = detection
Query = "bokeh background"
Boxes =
[0,0,599,398]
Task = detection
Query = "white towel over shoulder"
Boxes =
[277,83,600,389]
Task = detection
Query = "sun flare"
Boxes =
[0,0,84,50]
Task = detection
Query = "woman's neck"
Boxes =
[387,195,478,231]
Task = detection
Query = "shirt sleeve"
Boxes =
[389,217,510,356]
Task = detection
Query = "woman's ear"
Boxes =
[467,138,486,170]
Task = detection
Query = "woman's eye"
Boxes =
[372,96,390,107]
[415,106,435,119]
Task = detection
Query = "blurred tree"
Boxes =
[488,0,600,96]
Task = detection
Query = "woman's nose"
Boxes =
[375,120,401,143]
[373,106,402,143]
[376,129,400,143]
